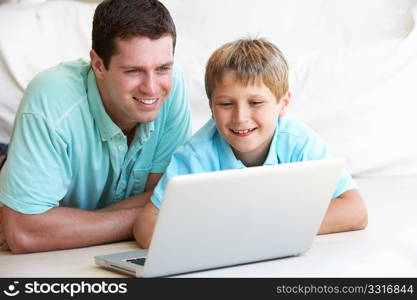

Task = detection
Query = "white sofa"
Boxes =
[0,0,416,277]
[1,0,417,178]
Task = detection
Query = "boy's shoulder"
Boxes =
[277,116,320,140]
[186,119,217,148]
[169,119,222,171]
[275,116,327,162]
[182,119,218,153]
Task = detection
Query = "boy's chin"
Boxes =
[230,144,258,156]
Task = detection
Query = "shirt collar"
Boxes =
[135,121,155,145]
[262,122,279,166]
[214,127,245,170]
[87,68,154,143]
[87,68,121,141]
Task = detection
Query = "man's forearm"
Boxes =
[3,205,141,254]
[0,206,9,251]
[99,191,152,212]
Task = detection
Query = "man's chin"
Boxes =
[136,112,159,123]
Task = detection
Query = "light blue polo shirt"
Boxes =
[151,117,357,208]
[0,59,191,214]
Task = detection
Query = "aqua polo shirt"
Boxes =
[0,59,191,214]
[151,117,357,208]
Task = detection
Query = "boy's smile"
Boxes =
[230,127,257,136]
[211,71,290,166]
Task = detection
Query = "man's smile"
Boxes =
[132,96,158,105]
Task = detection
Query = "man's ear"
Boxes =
[90,49,106,80]
[277,91,291,117]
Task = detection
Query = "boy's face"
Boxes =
[211,71,290,165]
[91,35,174,132]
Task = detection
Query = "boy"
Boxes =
[134,38,368,249]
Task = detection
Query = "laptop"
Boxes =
[95,158,343,277]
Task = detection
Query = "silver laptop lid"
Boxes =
[143,159,343,277]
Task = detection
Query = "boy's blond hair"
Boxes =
[205,38,289,103]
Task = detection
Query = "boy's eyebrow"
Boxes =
[213,93,267,100]
[212,95,233,100]
[247,93,267,98]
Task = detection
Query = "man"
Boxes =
[0,0,191,253]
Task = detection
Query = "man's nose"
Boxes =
[139,73,157,96]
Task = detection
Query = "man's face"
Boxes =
[211,71,290,165]
[93,35,174,131]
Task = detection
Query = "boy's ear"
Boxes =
[90,49,106,80]
[277,91,291,117]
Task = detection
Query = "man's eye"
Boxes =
[158,66,171,72]
[126,70,139,73]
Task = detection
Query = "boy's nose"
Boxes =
[232,105,249,123]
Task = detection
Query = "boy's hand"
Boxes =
[0,206,9,251]
[318,189,367,234]
[133,201,159,249]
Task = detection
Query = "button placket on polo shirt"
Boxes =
[113,134,129,201]
[112,122,153,201]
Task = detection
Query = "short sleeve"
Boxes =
[0,113,71,214]
[151,147,204,209]
[291,129,357,199]
[150,66,192,173]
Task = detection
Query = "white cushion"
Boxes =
[0,0,96,142]
[164,0,417,176]
[1,0,417,176]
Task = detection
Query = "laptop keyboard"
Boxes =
[126,257,146,266]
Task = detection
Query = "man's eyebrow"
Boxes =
[158,61,174,68]
[120,61,174,70]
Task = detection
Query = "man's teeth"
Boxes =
[133,97,157,104]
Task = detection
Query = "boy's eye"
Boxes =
[250,101,263,105]
[219,102,233,106]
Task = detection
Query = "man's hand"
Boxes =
[2,173,165,254]
[99,191,151,212]
[0,206,9,251]
[100,173,163,212]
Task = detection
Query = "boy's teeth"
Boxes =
[232,128,252,134]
